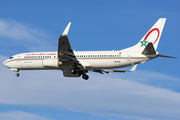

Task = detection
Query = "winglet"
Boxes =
[62,22,71,36]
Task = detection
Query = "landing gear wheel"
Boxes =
[82,74,89,80]
[70,68,77,74]
[15,73,20,77]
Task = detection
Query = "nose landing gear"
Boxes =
[15,73,20,77]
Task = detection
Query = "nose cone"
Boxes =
[3,60,9,67]
[3,61,5,65]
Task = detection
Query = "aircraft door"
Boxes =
[17,55,23,68]
[126,52,131,61]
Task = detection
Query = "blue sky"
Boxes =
[0,0,180,120]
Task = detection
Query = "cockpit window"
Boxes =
[9,57,13,59]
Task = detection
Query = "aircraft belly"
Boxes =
[85,58,147,69]
[87,59,121,69]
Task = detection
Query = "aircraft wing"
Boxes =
[93,64,138,74]
[58,22,83,69]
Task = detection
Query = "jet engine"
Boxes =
[42,59,62,67]
[63,70,83,77]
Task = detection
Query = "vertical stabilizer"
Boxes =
[123,18,166,51]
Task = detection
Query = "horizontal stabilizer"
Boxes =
[129,64,138,71]
[93,64,138,74]
[157,54,176,59]
[142,42,156,55]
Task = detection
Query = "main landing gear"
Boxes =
[82,70,89,80]
[70,68,89,80]
[82,74,89,80]
[70,68,77,74]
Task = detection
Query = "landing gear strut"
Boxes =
[15,73,20,77]
[70,67,89,80]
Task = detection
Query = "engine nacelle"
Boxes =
[42,59,59,68]
[63,70,82,77]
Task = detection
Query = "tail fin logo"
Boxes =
[140,28,160,47]
[140,39,148,47]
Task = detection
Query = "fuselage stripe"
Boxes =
[4,57,149,64]
[4,59,44,64]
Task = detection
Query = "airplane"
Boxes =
[3,18,176,80]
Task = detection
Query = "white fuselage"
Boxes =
[3,50,152,71]
[2,18,167,80]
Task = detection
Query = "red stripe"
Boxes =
[77,58,148,60]
[4,59,44,64]
[145,28,160,45]
[4,57,149,64]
